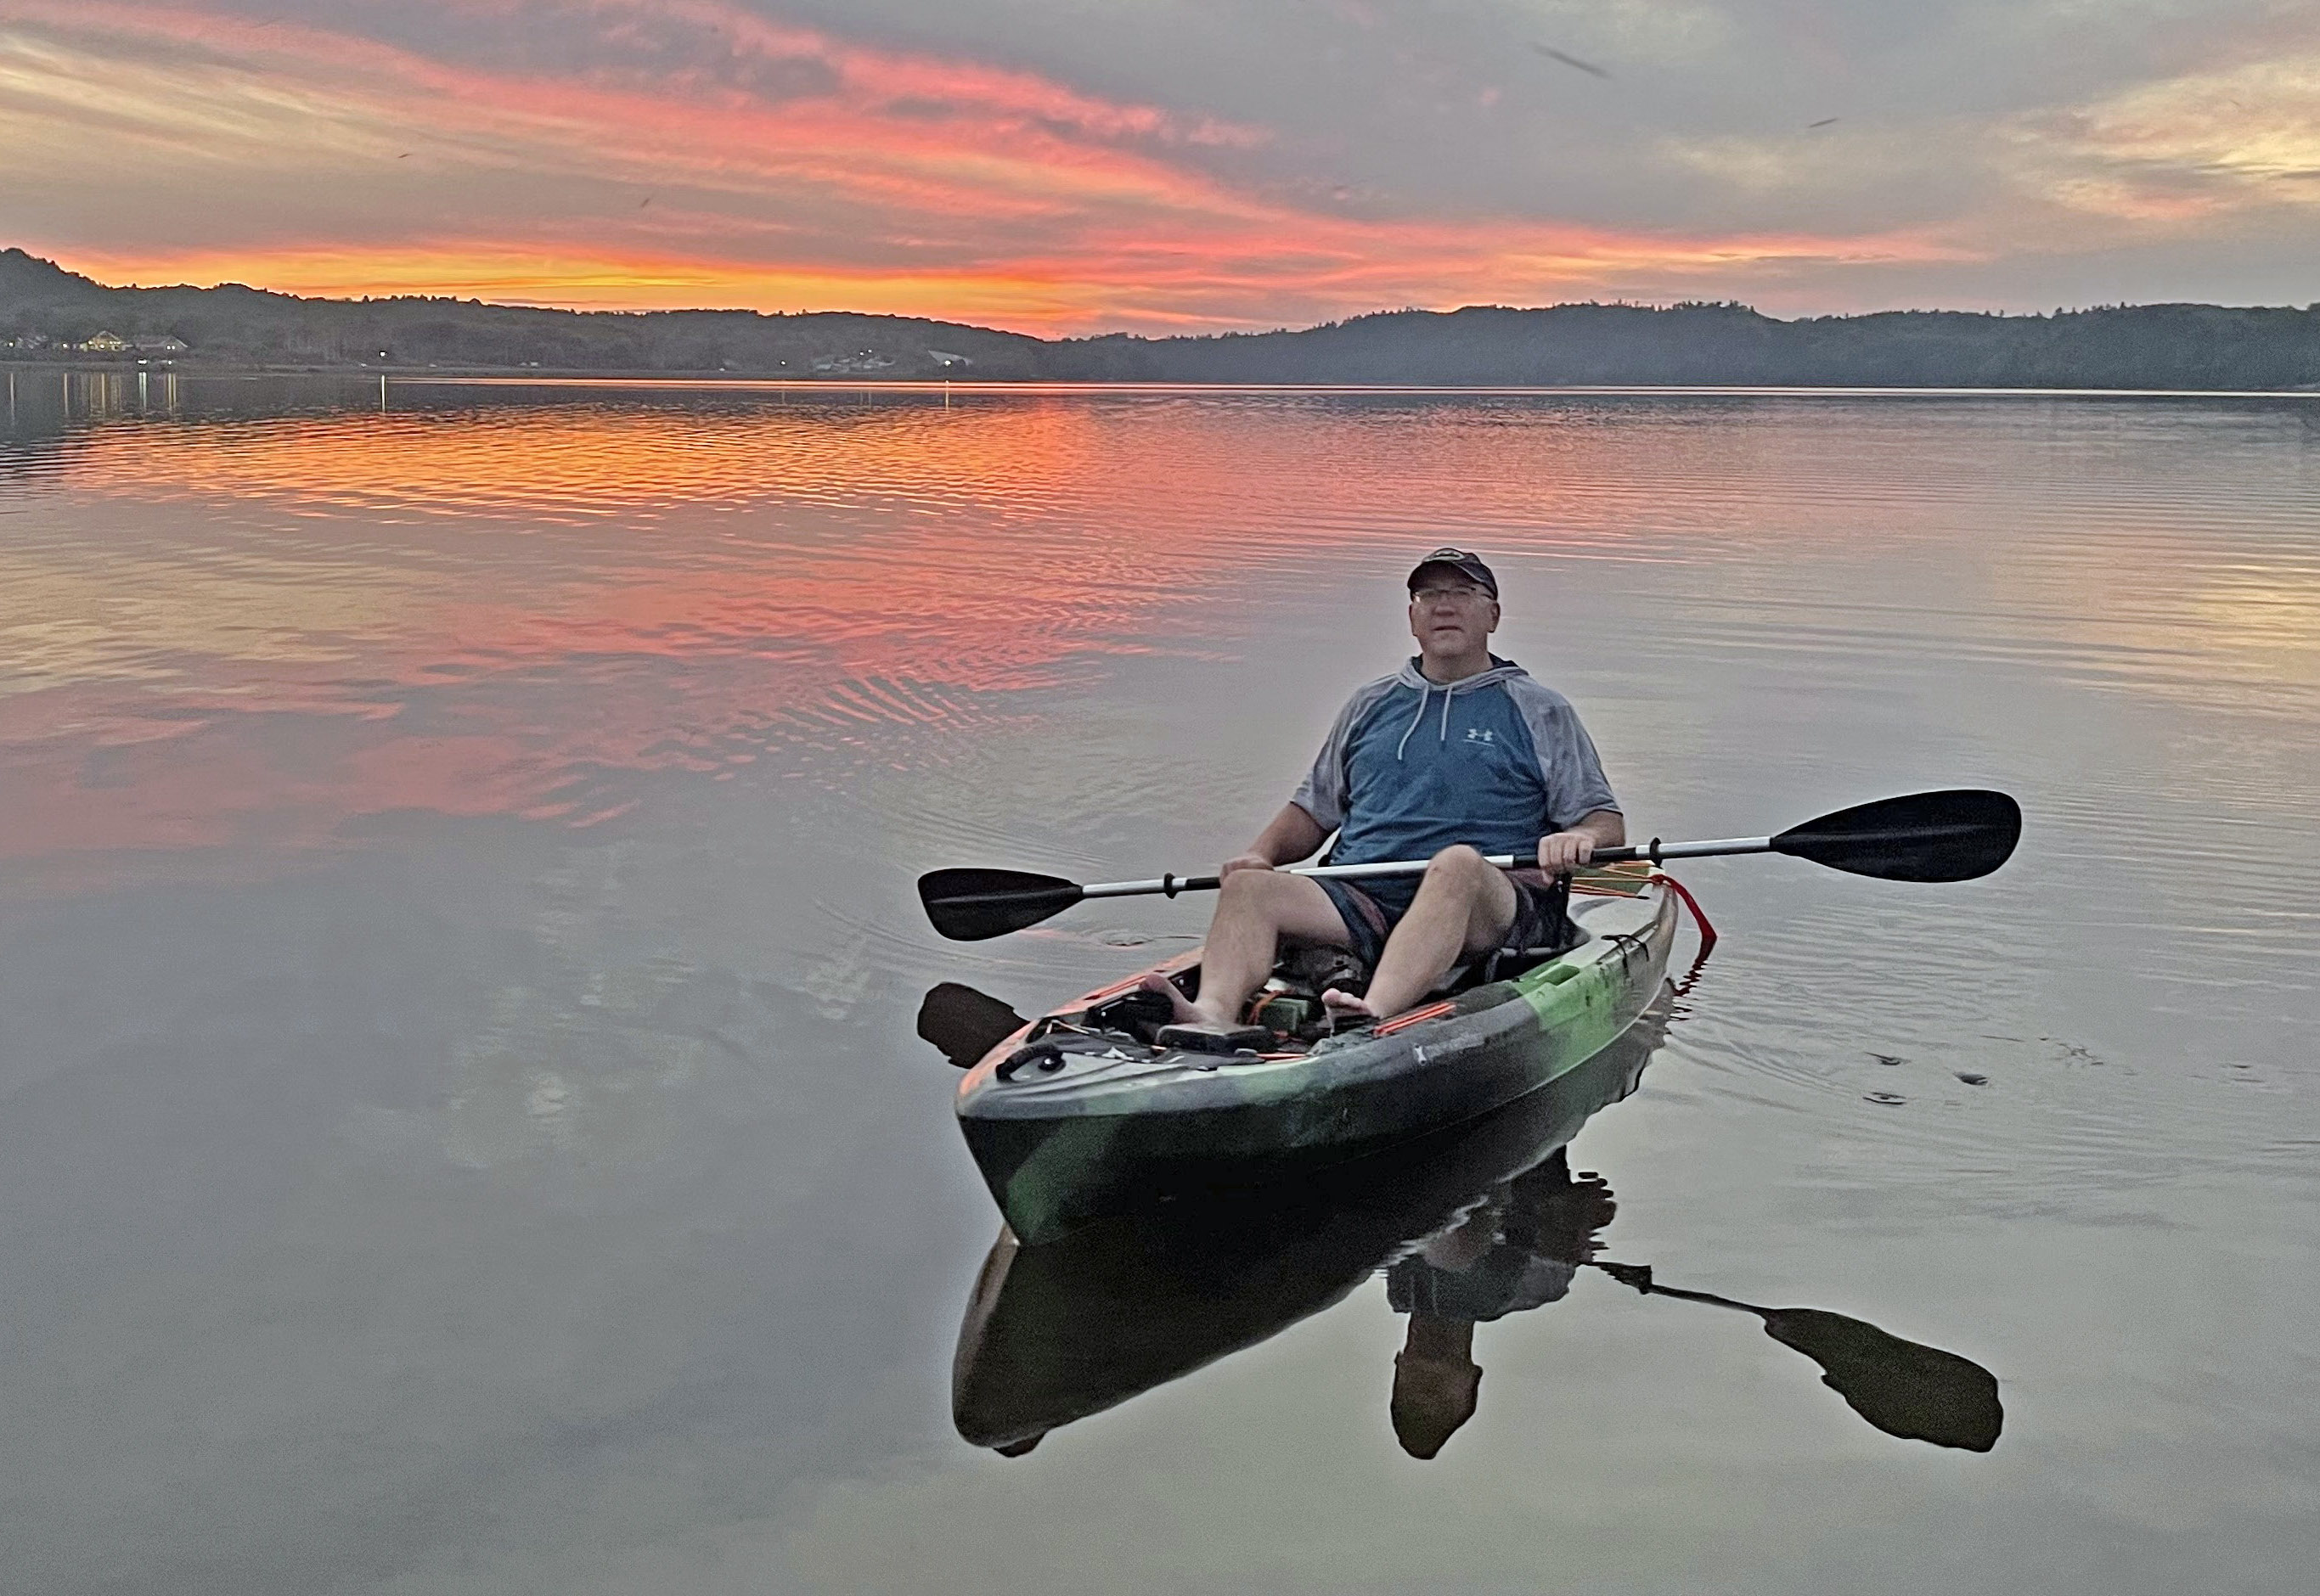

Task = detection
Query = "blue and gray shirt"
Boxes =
[1291,657,1618,912]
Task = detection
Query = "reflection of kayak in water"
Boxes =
[951,989,1672,1453]
[953,871,1681,1244]
[948,975,2006,1460]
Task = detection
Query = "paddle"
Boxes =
[1591,1261,2003,1452]
[920,789,2020,941]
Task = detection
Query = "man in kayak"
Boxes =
[1144,547,1624,1034]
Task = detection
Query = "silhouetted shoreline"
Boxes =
[8,248,2318,391]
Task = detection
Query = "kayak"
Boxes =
[954,867,1685,1243]
[953,988,1672,1451]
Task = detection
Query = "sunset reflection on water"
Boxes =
[3,384,2316,877]
[3,379,2317,1595]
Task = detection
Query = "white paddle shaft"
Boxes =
[1078,836,1772,899]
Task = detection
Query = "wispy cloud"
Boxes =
[2003,53,2320,222]
[1,0,2310,325]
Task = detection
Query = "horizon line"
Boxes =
[9,248,2316,343]
[395,377,2320,400]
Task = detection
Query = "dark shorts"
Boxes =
[1386,1250,1579,1323]
[1315,870,1573,974]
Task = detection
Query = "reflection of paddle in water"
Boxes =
[916,981,1028,1069]
[1592,1262,2002,1452]
[1382,1155,2001,1458]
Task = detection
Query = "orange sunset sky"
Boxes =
[3,0,2315,334]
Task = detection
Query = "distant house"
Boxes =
[1,332,48,352]
[131,334,189,354]
[924,349,973,369]
[78,330,132,353]
[810,350,898,374]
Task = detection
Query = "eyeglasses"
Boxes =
[1411,585,1491,605]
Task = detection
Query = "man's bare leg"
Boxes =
[1323,846,1518,1022]
[1140,868,1351,1029]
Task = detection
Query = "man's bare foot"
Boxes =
[1139,971,1205,1026]
[1321,987,1382,1026]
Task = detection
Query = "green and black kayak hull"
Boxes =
[955,881,1679,1244]
[952,989,1672,1451]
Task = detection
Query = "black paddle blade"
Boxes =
[919,868,1085,941]
[916,982,1032,1067]
[1760,1307,2003,1452]
[1772,789,2021,882]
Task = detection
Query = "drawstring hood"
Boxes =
[1390,656,1529,761]
[1393,684,1432,761]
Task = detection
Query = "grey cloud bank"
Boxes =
[1,0,2312,323]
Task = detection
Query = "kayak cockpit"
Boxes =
[971,867,1662,1086]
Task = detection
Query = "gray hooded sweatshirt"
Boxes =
[1291,656,1617,911]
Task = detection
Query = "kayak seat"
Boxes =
[1462,873,1587,989]
[1276,944,1370,997]
[1252,880,1586,1006]
[1073,879,1587,1050]
[1419,936,1580,1003]
[1466,927,1588,987]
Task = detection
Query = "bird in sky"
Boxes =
[1531,44,1611,80]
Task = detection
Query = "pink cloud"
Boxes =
[1,0,1970,330]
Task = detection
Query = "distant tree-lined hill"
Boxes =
[1059,301,2320,390]
[5,248,2317,389]
[0,249,1048,379]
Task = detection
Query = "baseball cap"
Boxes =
[1407,547,1498,599]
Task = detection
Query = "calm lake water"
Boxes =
[3,369,2316,1594]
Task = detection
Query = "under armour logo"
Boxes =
[1464,728,1495,744]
